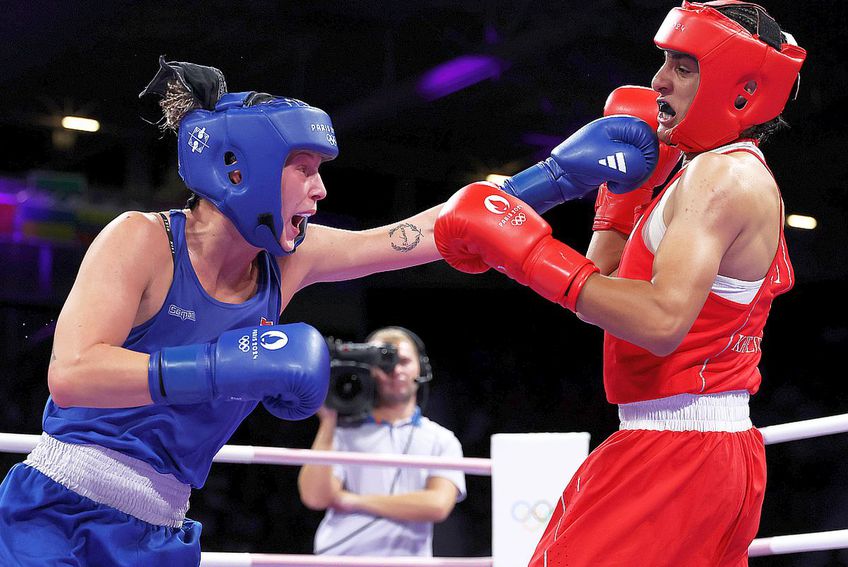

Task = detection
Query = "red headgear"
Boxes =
[654,1,806,152]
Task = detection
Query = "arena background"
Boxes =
[0,1,846,564]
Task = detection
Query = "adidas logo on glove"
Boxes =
[599,152,627,173]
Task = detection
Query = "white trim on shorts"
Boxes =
[24,433,190,528]
[618,390,753,433]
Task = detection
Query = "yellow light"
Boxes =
[485,174,510,186]
[786,214,817,230]
[61,116,100,132]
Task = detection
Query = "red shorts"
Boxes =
[529,428,766,567]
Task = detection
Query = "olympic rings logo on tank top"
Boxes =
[511,499,553,532]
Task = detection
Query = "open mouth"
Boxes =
[291,213,313,236]
[658,100,676,121]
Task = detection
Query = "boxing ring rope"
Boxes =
[0,433,491,475]
[748,530,848,558]
[199,554,492,566]
[1,412,847,564]
[757,413,848,445]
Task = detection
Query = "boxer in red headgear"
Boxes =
[435,2,806,565]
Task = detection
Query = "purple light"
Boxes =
[417,55,503,101]
[0,176,26,195]
[0,177,26,238]
[521,132,568,152]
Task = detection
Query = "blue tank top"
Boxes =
[42,210,282,488]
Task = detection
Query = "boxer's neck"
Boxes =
[184,200,260,298]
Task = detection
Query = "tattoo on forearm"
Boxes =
[388,223,423,252]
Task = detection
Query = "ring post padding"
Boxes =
[491,432,590,567]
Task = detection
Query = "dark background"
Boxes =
[1,1,846,565]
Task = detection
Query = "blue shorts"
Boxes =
[0,463,202,566]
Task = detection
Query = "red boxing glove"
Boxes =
[593,181,654,235]
[435,182,598,311]
[594,85,683,235]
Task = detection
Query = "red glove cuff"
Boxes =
[562,262,599,312]
[524,238,599,312]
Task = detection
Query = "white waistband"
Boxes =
[24,433,190,528]
[618,391,752,433]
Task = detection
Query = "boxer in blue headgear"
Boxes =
[0,56,444,566]
[142,55,339,255]
[177,93,338,255]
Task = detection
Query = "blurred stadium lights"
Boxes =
[416,54,504,101]
[786,214,817,230]
[61,116,100,133]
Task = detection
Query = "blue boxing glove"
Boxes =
[148,322,329,420]
[500,115,659,214]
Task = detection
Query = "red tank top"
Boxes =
[603,143,794,404]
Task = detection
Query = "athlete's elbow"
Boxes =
[643,337,682,357]
[641,317,689,356]
[47,361,79,408]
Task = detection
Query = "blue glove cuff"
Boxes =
[147,351,166,404]
[501,160,573,214]
[148,344,214,405]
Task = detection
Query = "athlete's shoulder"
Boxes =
[678,150,773,211]
[98,211,167,242]
[85,211,173,272]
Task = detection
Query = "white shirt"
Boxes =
[313,409,467,556]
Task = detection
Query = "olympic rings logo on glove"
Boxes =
[510,213,526,226]
[238,335,251,353]
[510,499,554,532]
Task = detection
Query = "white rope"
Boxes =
[759,413,848,445]
[199,553,494,566]
[4,412,847,467]
[196,530,848,565]
[221,445,492,475]
[749,529,848,557]
[0,432,39,454]
[0,433,493,476]
[4,412,848,472]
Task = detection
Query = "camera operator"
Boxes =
[297,327,466,557]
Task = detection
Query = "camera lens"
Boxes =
[327,363,376,420]
[335,374,363,400]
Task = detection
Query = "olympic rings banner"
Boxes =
[491,432,590,567]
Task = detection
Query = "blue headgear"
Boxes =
[177,91,339,256]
